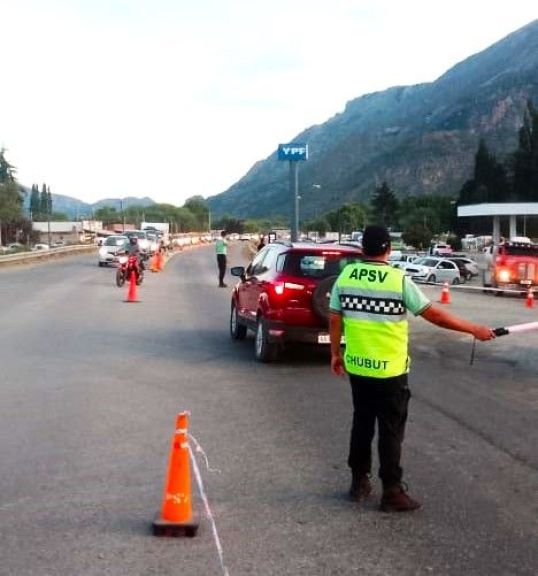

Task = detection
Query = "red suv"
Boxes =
[230,241,363,362]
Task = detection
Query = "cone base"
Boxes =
[152,512,199,537]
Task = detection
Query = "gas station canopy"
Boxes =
[457,203,538,243]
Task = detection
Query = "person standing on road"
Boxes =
[329,225,495,512]
[215,230,228,287]
[257,234,266,251]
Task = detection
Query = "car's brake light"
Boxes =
[273,282,306,295]
[321,251,342,256]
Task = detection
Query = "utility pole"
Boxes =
[120,200,125,233]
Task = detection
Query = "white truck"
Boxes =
[141,222,171,249]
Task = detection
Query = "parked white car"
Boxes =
[32,243,50,251]
[98,235,128,266]
[430,243,453,256]
[389,253,418,270]
[403,256,462,284]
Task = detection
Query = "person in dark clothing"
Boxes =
[122,236,145,276]
[215,230,228,287]
[257,235,266,251]
[329,225,495,512]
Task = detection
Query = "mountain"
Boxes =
[208,20,538,220]
[22,190,156,218]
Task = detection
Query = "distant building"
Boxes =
[32,220,103,244]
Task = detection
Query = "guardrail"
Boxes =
[0,244,97,267]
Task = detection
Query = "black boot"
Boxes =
[349,472,372,502]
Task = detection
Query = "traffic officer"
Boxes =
[329,225,495,512]
[215,230,228,287]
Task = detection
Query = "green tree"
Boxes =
[459,139,510,204]
[0,148,16,184]
[183,195,209,230]
[0,149,24,245]
[324,202,367,234]
[30,184,40,219]
[401,224,432,251]
[212,215,244,233]
[38,184,49,219]
[94,206,119,226]
[303,216,330,236]
[369,182,400,229]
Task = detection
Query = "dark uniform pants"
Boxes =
[348,373,410,488]
[217,254,227,285]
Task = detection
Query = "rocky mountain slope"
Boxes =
[209,20,538,219]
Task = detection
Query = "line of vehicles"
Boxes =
[97,228,167,266]
[97,228,169,288]
[389,253,479,284]
[228,235,538,362]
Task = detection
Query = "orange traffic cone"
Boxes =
[156,251,164,271]
[176,410,189,431]
[153,413,199,537]
[525,287,535,308]
[125,271,138,302]
[150,253,159,272]
[439,282,451,304]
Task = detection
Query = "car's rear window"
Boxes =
[282,252,362,279]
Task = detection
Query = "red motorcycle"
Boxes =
[115,253,144,287]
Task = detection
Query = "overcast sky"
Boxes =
[1,1,536,207]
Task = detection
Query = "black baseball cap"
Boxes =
[361,225,391,256]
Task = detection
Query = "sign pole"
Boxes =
[290,161,299,242]
[278,143,308,244]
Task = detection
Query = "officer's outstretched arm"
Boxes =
[421,304,495,341]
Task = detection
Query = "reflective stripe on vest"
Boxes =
[336,262,409,378]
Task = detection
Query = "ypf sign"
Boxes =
[277,143,308,162]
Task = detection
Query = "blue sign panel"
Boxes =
[277,143,308,161]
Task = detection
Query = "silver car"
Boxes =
[98,235,128,266]
[404,256,462,284]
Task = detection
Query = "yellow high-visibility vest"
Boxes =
[336,262,408,378]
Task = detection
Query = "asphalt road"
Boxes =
[1,245,537,576]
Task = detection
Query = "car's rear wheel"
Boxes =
[452,277,461,285]
[312,275,339,324]
[230,302,247,340]
[254,317,278,362]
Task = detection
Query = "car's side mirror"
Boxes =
[231,266,246,280]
